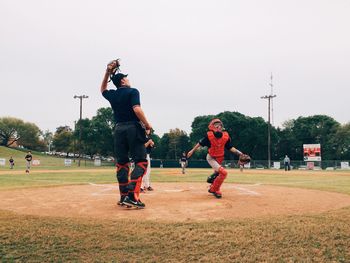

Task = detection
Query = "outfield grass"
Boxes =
[1,168,350,195]
[0,146,111,170]
[1,149,350,262]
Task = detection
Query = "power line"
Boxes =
[269,73,275,125]
[261,75,276,169]
[74,95,89,167]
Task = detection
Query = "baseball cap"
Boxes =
[111,73,128,87]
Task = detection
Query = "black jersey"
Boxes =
[102,87,141,123]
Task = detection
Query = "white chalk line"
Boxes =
[87,183,261,197]
[229,185,261,196]
[89,183,117,196]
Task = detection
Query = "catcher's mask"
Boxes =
[208,118,224,132]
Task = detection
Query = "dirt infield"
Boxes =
[1,183,350,222]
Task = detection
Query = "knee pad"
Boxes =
[116,163,130,183]
[116,162,130,196]
[218,166,227,178]
[130,161,148,180]
[207,172,219,184]
[210,167,228,193]
[128,161,148,200]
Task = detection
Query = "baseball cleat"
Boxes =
[117,196,127,206]
[208,189,222,199]
[122,196,146,209]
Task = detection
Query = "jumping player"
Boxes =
[100,59,152,209]
[187,118,249,198]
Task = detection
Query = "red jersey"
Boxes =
[207,131,230,158]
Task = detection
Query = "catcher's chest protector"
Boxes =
[207,131,229,158]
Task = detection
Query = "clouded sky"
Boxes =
[1,0,349,135]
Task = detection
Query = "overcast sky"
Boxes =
[1,0,349,136]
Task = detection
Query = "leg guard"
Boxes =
[209,167,227,193]
[128,161,148,201]
[207,171,219,184]
[116,162,130,198]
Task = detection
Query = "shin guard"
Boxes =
[116,163,130,198]
[209,167,227,193]
[128,161,148,201]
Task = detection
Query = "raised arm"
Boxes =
[187,143,201,158]
[100,60,118,93]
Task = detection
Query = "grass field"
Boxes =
[1,147,350,262]
[0,146,105,170]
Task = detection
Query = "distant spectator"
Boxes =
[179,152,188,174]
[284,155,291,171]
[25,151,33,173]
[9,157,14,169]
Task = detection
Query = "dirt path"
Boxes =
[1,183,350,222]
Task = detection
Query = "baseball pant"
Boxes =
[142,154,151,188]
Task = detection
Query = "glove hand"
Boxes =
[238,154,251,165]
[106,59,120,74]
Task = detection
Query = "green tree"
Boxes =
[89,108,115,157]
[275,120,300,161]
[41,129,53,152]
[0,117,42,150]
[158,129,190,159]
[331,122,350,160]
[73,119,95,158]
[52,126,73,156]
[288,115,340,160]
[148,133,161,159]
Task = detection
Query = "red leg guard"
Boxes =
[210,166,227,193]
[116,163,130,197]
[128,161,148,201]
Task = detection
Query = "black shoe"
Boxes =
[136,200,145,208]
[208,188,222,199]
[147,186,154,191]
[213,192,222,199]
[117,196,127,206]
[122,196,146,209]
[207,172,219,184]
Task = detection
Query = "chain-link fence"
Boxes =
[148,159,350,170]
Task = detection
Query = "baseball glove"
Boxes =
[238,154,251,165]
[107,59,120,74]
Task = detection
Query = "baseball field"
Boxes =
[1,160,350,262]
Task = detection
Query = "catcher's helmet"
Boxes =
[208,118,224,132]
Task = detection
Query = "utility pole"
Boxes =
[261,74,276,169]
[74,95,88,167]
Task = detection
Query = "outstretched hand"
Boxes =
[187,151,193,159]
[238,154,251,165]
[106,59,120,74]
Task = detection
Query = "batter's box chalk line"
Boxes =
[228,185,261,196]
[89,182,117,196]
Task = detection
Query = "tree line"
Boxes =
[1,109,349,161]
